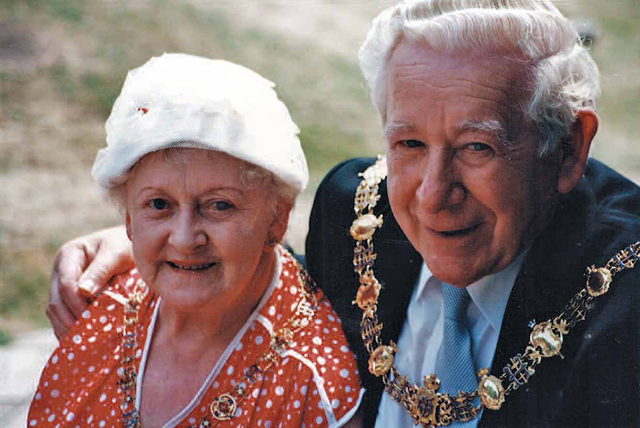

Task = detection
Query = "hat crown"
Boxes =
[93,53,308,194]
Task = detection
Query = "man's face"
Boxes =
[385,41,561,287]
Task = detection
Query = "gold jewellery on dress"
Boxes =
[118,249,318,428]
[350,155,640,428]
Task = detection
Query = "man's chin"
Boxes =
[423,255,488,288]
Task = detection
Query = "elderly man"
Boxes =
[47,1,639,427]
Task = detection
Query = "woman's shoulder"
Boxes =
[75,268,152,326]
[28,268,155,426]
[41,268,148,370]
[272,249,363,426]
[276,297,363,427]
[100,267,149,302]
[44,269,149,365]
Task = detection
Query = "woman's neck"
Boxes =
[154,249,277,352]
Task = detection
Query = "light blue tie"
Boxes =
[435,283,479,427]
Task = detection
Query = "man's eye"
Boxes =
[402,139,425,149]
[149,198,169,210]
[466,142,491,152]
[458,142,495,164]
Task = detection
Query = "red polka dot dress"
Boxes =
[29,247,363,427]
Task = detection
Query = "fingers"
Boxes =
[56,241,93,316]
[45,296,78,340]
[48,239,94,340]
[78,253,121,296]
[48,263,85,340]
[76,226,134,293]
[46,225,133,340]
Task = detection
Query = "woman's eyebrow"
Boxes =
[136,186,245,198]
[199,187,245,197]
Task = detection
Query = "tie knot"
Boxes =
[441,283,471,321]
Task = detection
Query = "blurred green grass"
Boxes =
[1,0,638,338]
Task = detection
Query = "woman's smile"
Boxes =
[166,260,217,271]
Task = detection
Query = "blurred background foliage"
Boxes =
[1,0,638,339]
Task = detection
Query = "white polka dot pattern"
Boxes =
[28,248,362,427]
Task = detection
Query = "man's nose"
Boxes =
[167,209,208,251]
[416,154,465,214]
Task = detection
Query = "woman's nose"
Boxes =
[167,210,208,251]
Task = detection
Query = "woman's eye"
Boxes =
[149,198,169,210]
[402,139,425,149]
[210,201,234,211]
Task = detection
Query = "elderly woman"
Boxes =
[29,54,362,428]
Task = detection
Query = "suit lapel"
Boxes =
[375,180,423,349]
[480,179,592,426]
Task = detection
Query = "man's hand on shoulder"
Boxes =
[47,226,134,340]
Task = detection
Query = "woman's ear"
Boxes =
[265,200,294,251]
[125,211,133,241]
[557,110,598,194]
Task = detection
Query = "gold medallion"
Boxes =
[477,370,505,411]
[354,274,381,310]
[529,322,563,358]
[350,213,383,241]
[585,266,612,297]
[368,343,397,377]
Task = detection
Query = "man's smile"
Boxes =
[428,222,483,237]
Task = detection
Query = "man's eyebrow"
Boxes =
[384,122,416,139]
[455,119,510,145]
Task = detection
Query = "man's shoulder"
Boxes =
[307,156,389,265]
[543,158,640,268]
[316,156,381,199]
[584,158,640,235]
[575,158,640,267]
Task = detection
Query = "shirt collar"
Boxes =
[415,250,528,332]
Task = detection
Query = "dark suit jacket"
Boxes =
[306,157,640,427]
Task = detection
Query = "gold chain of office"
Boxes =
[350,155,640,428]
[117,249,318,428]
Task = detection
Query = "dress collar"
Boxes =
[415,250,528,332]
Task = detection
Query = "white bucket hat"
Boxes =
[91,53,309,194]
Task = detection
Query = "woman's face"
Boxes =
[124,149,288,310]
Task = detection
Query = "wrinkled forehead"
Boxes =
[388,39,534,96]
[126,148,260,188]
[385,40,535,129]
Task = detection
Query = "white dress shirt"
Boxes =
[375,253,527,428]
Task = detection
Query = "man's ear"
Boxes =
[125,211,133,241]
[557,110,598,194]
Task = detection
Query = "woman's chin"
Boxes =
[151,281,227,311]
[160,293,223,313]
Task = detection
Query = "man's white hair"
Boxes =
[359,0,600,156]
